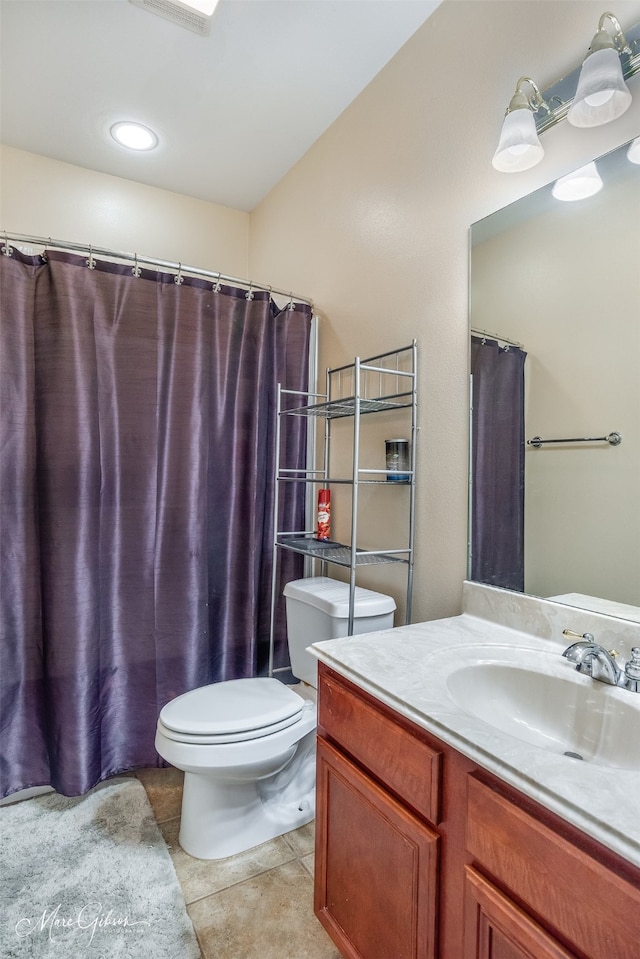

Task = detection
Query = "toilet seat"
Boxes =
[158,677,305,745]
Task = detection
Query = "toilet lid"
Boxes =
[159,677,304,737]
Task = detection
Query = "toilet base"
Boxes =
[178,730,316,860]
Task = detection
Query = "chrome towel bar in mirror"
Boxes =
[527,432,622,448]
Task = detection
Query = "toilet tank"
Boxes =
[283,576,396,687]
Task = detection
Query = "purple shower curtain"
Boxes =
[0,249,311,799]
[470,336,527,592]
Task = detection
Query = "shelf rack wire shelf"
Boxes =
[268,341,417,677]
[284,393,414,419]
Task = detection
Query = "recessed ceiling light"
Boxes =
[110,121,158,152]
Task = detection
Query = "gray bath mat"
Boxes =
[0,776,200,958]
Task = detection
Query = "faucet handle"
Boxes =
[562,629,595,643]
[623,648,640,692]
[626,648,640,673]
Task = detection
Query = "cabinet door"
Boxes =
[463,867,578,959]
[315,737,438,959]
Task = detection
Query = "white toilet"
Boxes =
[155,576,395,859]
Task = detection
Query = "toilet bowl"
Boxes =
[156,678,317,859]
[155,577,395,859]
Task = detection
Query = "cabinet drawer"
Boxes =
[467,776,640,959]
[318,666,441,824]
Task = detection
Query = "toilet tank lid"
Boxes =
[283,576,396,618]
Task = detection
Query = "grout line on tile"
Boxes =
[160,814,182,827]
[181,855,305,907]
[190,922,205,959]
[282,832,300,856]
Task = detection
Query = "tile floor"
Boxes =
[136,766,342,959]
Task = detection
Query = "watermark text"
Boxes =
[16,901,151,944]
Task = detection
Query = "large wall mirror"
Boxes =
[469,136,640,622]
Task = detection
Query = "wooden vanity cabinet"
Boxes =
[315,663,640,959]
[315,665,443,959]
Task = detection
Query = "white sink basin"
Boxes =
[438,645,640,770]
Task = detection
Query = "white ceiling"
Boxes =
[0,0,441,211]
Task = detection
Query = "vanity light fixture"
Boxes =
[567,12,633,127]
[492,77,548,173]
[551,161,604,201]
[492,13,640,173]
[110,121,159,152]
[627,136,640,163]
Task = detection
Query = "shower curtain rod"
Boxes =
[471,327,523,349]
[1,231,314,307]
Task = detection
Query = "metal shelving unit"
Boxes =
[268,341,417,675]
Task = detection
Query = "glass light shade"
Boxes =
[627,137,640,165]
[567,48,632,128]
[110,122,158,151]
[552,162,603,202]
[492,109,544,173]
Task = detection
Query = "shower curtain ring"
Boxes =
[2,232,12,256]
[174,263,184,285]
[86,245,96,270]
[287,293,294,311]
[245,282,254,301]
[132,254,141,278]
[213,272,222,293]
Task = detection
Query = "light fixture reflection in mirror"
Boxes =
[552,161,603,201]
[627,137,640,163]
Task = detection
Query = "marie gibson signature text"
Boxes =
[16,901,151,944]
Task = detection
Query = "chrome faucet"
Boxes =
[579,646,621,686]
[562,629,640,693]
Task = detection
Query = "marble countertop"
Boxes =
[310,608,640,870]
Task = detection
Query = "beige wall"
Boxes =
[2,1,640,625]
[0,144,249,275]
[249,0,640,622]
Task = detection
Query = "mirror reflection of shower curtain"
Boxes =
[470,336,527,591]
